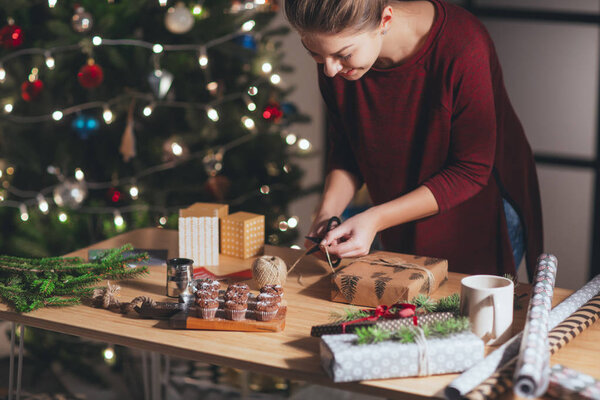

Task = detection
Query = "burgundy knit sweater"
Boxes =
[318,0,543,278]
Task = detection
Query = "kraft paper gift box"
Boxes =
[320,331,484,382]
[331,251,448,307]
[178,203,228,267]
[220,211,265,259]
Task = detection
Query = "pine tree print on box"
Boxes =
[220,212,265,259]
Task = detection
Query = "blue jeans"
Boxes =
[503,198,524,270]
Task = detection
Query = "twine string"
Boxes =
[410,325,431,377]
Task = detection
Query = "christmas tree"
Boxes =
[0,0,310,257]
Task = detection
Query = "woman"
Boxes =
[284,0,543,278]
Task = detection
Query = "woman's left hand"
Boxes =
[320,209,380,258]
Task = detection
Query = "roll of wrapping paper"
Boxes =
[513,254,557,398]
[445,273,600,400]
[546,364,600,400]
[462,292,600,400]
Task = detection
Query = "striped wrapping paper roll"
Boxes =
[445,273,600,400]
[463,293,600,400]
[513,254,557,398]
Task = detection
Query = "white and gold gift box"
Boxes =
[178,203,228,266]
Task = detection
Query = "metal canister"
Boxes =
[166,258,194,298]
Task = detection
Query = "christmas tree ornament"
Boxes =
[119,101,137,162]
[202,151,224,175]
[0,22,24,49]
[53,179,87,208]
[148,69,173,99]
[71,6,93,33]
[234,34,257,51]
[21,79,44,102]
[107,187,121,203]
[78,59,104,89]
[262,102,283,122]
[204,175,230,201]
[281,102,298,117]
[165,2,194,34]
[71,113,100,139]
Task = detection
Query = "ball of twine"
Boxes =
[252,255,287,287]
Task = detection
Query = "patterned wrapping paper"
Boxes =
[445,273,600,400]
[513,254,557,398]
[320,331,484,382]
[463,293,600,400]
[547,364,600,400]
[311,312,455,337]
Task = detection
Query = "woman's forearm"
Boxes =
[369,185,440,231]
[316,168,361,217]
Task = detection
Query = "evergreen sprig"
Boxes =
[354,316,470,345]
[0,244,148,313]
[410,293,461,314]
[329,308,371,323]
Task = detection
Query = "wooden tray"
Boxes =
[169,305,286,332]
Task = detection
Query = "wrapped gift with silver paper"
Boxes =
[320,331,484,382]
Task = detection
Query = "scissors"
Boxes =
[305,216,342,267]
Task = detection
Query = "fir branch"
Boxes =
[411,294,437,313]
[436,293,461,313]
[355,316,470,345]
[0,244,149,313]
[329,308,371,323]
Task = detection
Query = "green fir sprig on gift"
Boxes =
[0,244,148,313]
[410,293,461,314]
[354,316,470,345]
[329,308,371,323]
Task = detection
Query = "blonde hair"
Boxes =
[284,0,390,34]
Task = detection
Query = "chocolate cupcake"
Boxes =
[195,278,220,296]
[225,300,247,321]
[196,297,219,319]
[195,288,219,319]
[255,297,279,321]
[260,284,283,303]
[224,284,249,303]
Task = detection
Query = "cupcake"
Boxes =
[255,297,279,321]
[224,284,249,303]
[195,288,219,319]
[195,278,220,296]
[225,300,247,321]
[260,284,283,303]
[196,297,219,319]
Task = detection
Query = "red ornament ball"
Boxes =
[0,24,24,49]
[21,79,44,102]
[262,102,283,122]
[108,188,121,203]
[78,63,104,89]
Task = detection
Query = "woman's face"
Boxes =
[301,28,383,80]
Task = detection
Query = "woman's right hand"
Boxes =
[305,214,339,260]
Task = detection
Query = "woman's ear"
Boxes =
[380,5,393,34]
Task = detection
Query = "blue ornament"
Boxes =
[281,102,298,116]
[234,34,257,51]
[72,114,100,139]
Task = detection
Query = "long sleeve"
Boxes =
[422,37,497,212]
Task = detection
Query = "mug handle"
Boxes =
[490,294,500,340]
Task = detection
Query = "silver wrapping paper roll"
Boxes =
[513,254,557,398]
[445,273,600,400]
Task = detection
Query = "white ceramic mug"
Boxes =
[460,275,514,345]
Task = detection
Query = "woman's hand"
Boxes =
[321,209,381,258]
[304,214,340,260]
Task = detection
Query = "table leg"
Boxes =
[16,324,24,400]
[151,352,161,400]
[141,350,150,400]
[8,322,16,400]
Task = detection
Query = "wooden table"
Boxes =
[1,227,599,399]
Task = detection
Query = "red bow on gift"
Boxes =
[341,303,418,333]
